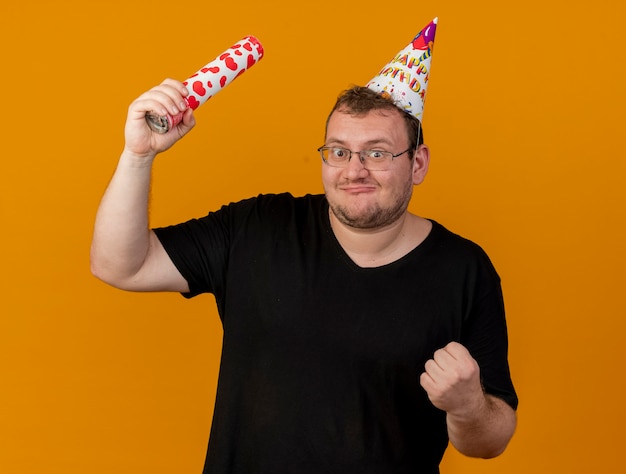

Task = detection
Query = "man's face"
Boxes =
[322,108,427,230]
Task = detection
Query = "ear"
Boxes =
[412,144,430,185]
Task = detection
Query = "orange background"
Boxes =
[1,0,625,472]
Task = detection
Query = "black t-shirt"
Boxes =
[154,193,517,474]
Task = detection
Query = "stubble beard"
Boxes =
[327,178,414,230]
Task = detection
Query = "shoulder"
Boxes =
[222,193,326,223]
[224,193,325,212]
[429,220,491,257]
[202,194,327,243]
[426,220,500,279]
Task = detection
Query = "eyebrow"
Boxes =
[325,137,395,148]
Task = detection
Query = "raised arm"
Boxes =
[420,341,517,458]
[90,79,195,292]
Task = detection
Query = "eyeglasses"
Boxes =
[317,146,412,171]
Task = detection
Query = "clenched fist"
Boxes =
[420,341,486,418]
[124,79,196,160]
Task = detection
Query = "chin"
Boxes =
[330,202,405,229]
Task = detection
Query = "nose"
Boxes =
[344,151,370,179]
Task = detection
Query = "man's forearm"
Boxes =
[90,151,156,286]
[446,394,517,458]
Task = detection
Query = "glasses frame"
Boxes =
[317,146,412,171]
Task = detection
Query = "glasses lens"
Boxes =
[321,147,348,167]
[363,151,391,170]
[318,147,393,170]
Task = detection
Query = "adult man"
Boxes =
[91,22,517,474]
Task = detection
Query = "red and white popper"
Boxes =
[146,35,264,133]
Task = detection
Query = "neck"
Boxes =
[329,208,431,268]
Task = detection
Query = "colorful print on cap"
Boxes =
[366,18,438,122]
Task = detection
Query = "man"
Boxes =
[91,21,517,474]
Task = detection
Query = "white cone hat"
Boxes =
[366,18,438,122]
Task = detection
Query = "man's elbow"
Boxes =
[475,438,510,459]
[90,251,133,290]
[90,259,124,289]
[454,434,513,459]
[451,406,517,459]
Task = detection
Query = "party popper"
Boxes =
[145,35,264,133]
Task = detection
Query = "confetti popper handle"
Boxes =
[145,35,264,134]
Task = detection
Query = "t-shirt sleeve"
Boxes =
[461,249,518,410]
[153,204,234,299]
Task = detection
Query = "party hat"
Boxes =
[366,18,438,122]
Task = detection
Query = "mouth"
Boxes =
[340,185,378,194]
[341,186,376,194]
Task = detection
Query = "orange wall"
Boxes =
[1,1,625,472]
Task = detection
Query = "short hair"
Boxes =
[325,86,424,152]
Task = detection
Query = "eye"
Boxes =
[331,148,348,159]
[367,150,387,161]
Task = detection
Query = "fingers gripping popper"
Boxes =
[145,35,264,133]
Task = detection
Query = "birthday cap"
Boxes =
[366,18,438,122]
